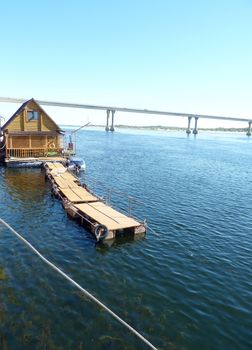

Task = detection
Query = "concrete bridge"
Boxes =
[0,96,251,135]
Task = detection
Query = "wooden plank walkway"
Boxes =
[44,161,146,241]
[75,202,141,231]
[60,187,98,203]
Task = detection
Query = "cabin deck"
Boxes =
[45,162,146,241]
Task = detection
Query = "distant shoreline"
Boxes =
[60,124,248,132]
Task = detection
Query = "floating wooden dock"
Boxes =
[45,162,146,241]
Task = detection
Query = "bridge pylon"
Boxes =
[246,121,252,136]
[105,110,110,131]
[193,117,199,134]
[186,116,192,134]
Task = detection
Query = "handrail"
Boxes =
[6,147,63,158]
[83,175,146,223]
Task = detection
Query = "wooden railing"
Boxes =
[6,148,63,158]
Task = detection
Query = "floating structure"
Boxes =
[0,99,66,165]
[0,99,146,242]
[0,99,79,166]
[45,162,146,242]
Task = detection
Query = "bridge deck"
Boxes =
[1,96,251,122]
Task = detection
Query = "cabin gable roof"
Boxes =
[2,98,63,133]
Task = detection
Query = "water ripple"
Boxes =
[1,130,252,349]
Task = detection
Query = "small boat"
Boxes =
[67,157,86,172]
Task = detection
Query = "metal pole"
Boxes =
[107,189,111,205]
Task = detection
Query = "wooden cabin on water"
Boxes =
[0,99,65,165]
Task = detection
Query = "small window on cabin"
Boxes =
[27,111,39,121]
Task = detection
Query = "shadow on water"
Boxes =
[95,232,146,253]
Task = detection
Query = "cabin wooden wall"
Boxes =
[6,100,59,133]
[7,113,23,132]
[10,136,29,148]
[31,136,45,148]
[7,135,61,149]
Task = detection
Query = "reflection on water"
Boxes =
[4,168,47,199]
[0,130,252,350]
[0,266,7,280]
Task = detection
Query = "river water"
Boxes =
[0,129,251,350]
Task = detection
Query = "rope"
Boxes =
[0,218,158,350]
[146,225,161,237]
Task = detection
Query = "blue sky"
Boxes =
[0,0,252,127]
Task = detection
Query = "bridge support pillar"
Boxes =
[105,110,110,131]
[110,110,115,132]
[186,116,192,134]
[193,117,199,134]
[246,121,252,136]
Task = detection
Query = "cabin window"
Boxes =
[27,110,39,121]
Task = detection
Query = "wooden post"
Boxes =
[39,113,42,131]
[6,133,9,158]
[23,109,26,131]
[45,135,48,156]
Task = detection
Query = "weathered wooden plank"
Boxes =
[59,188,83,202]
[53,177,69,189]
[60,172,76,181]
[71,187,98,202]
[75,202,140,230]
[53,162,65,169]
[45,162,57,169]
[60,187,98,203]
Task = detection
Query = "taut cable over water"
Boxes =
[0,218,158,350]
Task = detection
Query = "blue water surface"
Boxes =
[0,129,251,350]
